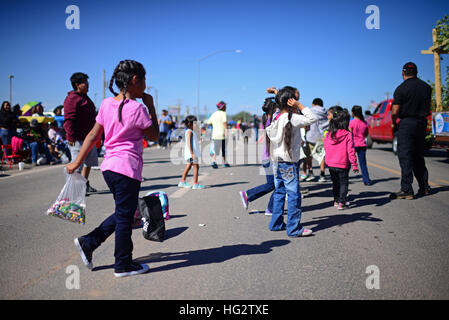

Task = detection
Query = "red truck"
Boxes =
[364,99,448,155]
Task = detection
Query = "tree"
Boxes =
[231,111,253,123]
[427,16,449,111]
[436,15,449,52]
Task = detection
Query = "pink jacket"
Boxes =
[324,129,358,170]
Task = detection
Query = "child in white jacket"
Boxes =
[265,86,317,237]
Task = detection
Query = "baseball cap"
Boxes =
[217,101,226,110]
[402,62,417,73]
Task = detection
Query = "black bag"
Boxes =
[138,194,165,242]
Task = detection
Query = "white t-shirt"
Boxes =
[207,110,227,140]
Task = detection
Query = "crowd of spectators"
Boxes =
[0,101,72,168]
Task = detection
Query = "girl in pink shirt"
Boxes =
[324,106,358,210]
[67,60,159,278]
[349,105,372,186]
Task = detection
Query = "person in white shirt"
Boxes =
[206,101,229,168]
[265,86,317,237]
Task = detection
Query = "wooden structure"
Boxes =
[421,28,449,112]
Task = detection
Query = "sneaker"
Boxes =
[178,181,192,188]
[305,175,315,182]
[211,162,218,169]
[389,190,414,200]
[114,262,149,278]
[337,203,347,210]
[74,237,93,270]
[222,163,230,168]
[86,181,97,193]
[192,183,205,189]
[318,175,326,182]
[264,209,272,216]
[298,228,313,237]
[239,191,248,210]
[364,180,373,186]
[417,186,431,197]
[299,174,308,181]
[334,201,338,207]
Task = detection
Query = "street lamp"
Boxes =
[197,49,241,121]
[8,75,14,105]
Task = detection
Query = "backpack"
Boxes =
[136,191,170,242]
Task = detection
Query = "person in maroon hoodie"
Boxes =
[324,106,358,210]
[63,72,98,194]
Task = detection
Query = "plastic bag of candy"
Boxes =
[46,169,87,224]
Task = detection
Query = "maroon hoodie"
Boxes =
[324,129,358,170]
[63,91,96,142]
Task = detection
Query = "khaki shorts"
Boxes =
[69,140,99,172]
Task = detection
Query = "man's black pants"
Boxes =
[397,117,429,193]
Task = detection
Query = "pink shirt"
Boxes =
[96,97,152,181]
[349,118,368,147]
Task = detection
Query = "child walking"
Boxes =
[178,115,205,189]
[349,105,372,185]
[67,59,159,277]
[324,106,359,210]
[266,86,317,237]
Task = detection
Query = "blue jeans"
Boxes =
[81,170,141,271]
[29,141,54,163]
[354,147,371,184]
[269,162,304,237]
[246,161,274,212]
[0,128,15,145]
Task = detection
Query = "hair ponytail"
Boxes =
[109,60,146,123]
[283,110,293,159]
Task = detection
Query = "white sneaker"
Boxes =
[305,175,315,182]
[298,228,313,237]
[318,176,326,182]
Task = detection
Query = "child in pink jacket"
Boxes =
[324,106,359,210]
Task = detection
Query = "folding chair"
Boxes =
[1,144,22,169]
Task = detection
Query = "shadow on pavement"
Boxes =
[134,240,290,273]
[210,182,249,188]
[302,212,382,233]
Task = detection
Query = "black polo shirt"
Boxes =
[393,77,431,119]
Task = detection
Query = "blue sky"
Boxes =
[1,0,448,117]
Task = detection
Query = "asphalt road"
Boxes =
[1,138,448,300]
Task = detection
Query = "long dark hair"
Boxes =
[261,97,278,157]
[328,106,350,139]
[275,86,298,159]
[109,60,146,122]
[351,105,365,122]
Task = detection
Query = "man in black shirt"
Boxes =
[390,62,431,200]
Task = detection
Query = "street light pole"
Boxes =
[8,75,14,104]
[197,49,241,121]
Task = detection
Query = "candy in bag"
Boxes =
[46,169,87,224]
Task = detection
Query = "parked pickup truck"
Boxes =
[364,99,448,155]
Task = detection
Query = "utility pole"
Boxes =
[102,69,106,100]
[385,91,390,100]
[8,75,14,104]
[421,28,449,112]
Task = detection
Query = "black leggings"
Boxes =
[329,167,349,204]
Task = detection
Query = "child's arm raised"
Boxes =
[287,99,318,127]
[66,122,103,174]
[142,93,160,142]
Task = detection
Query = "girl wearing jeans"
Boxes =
[239,98,276,214]
[266,87,317,237]
[324,107,359,210]
[349,105,372,185]
[67,60,159,278]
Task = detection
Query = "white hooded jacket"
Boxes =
[266,107,318,162]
